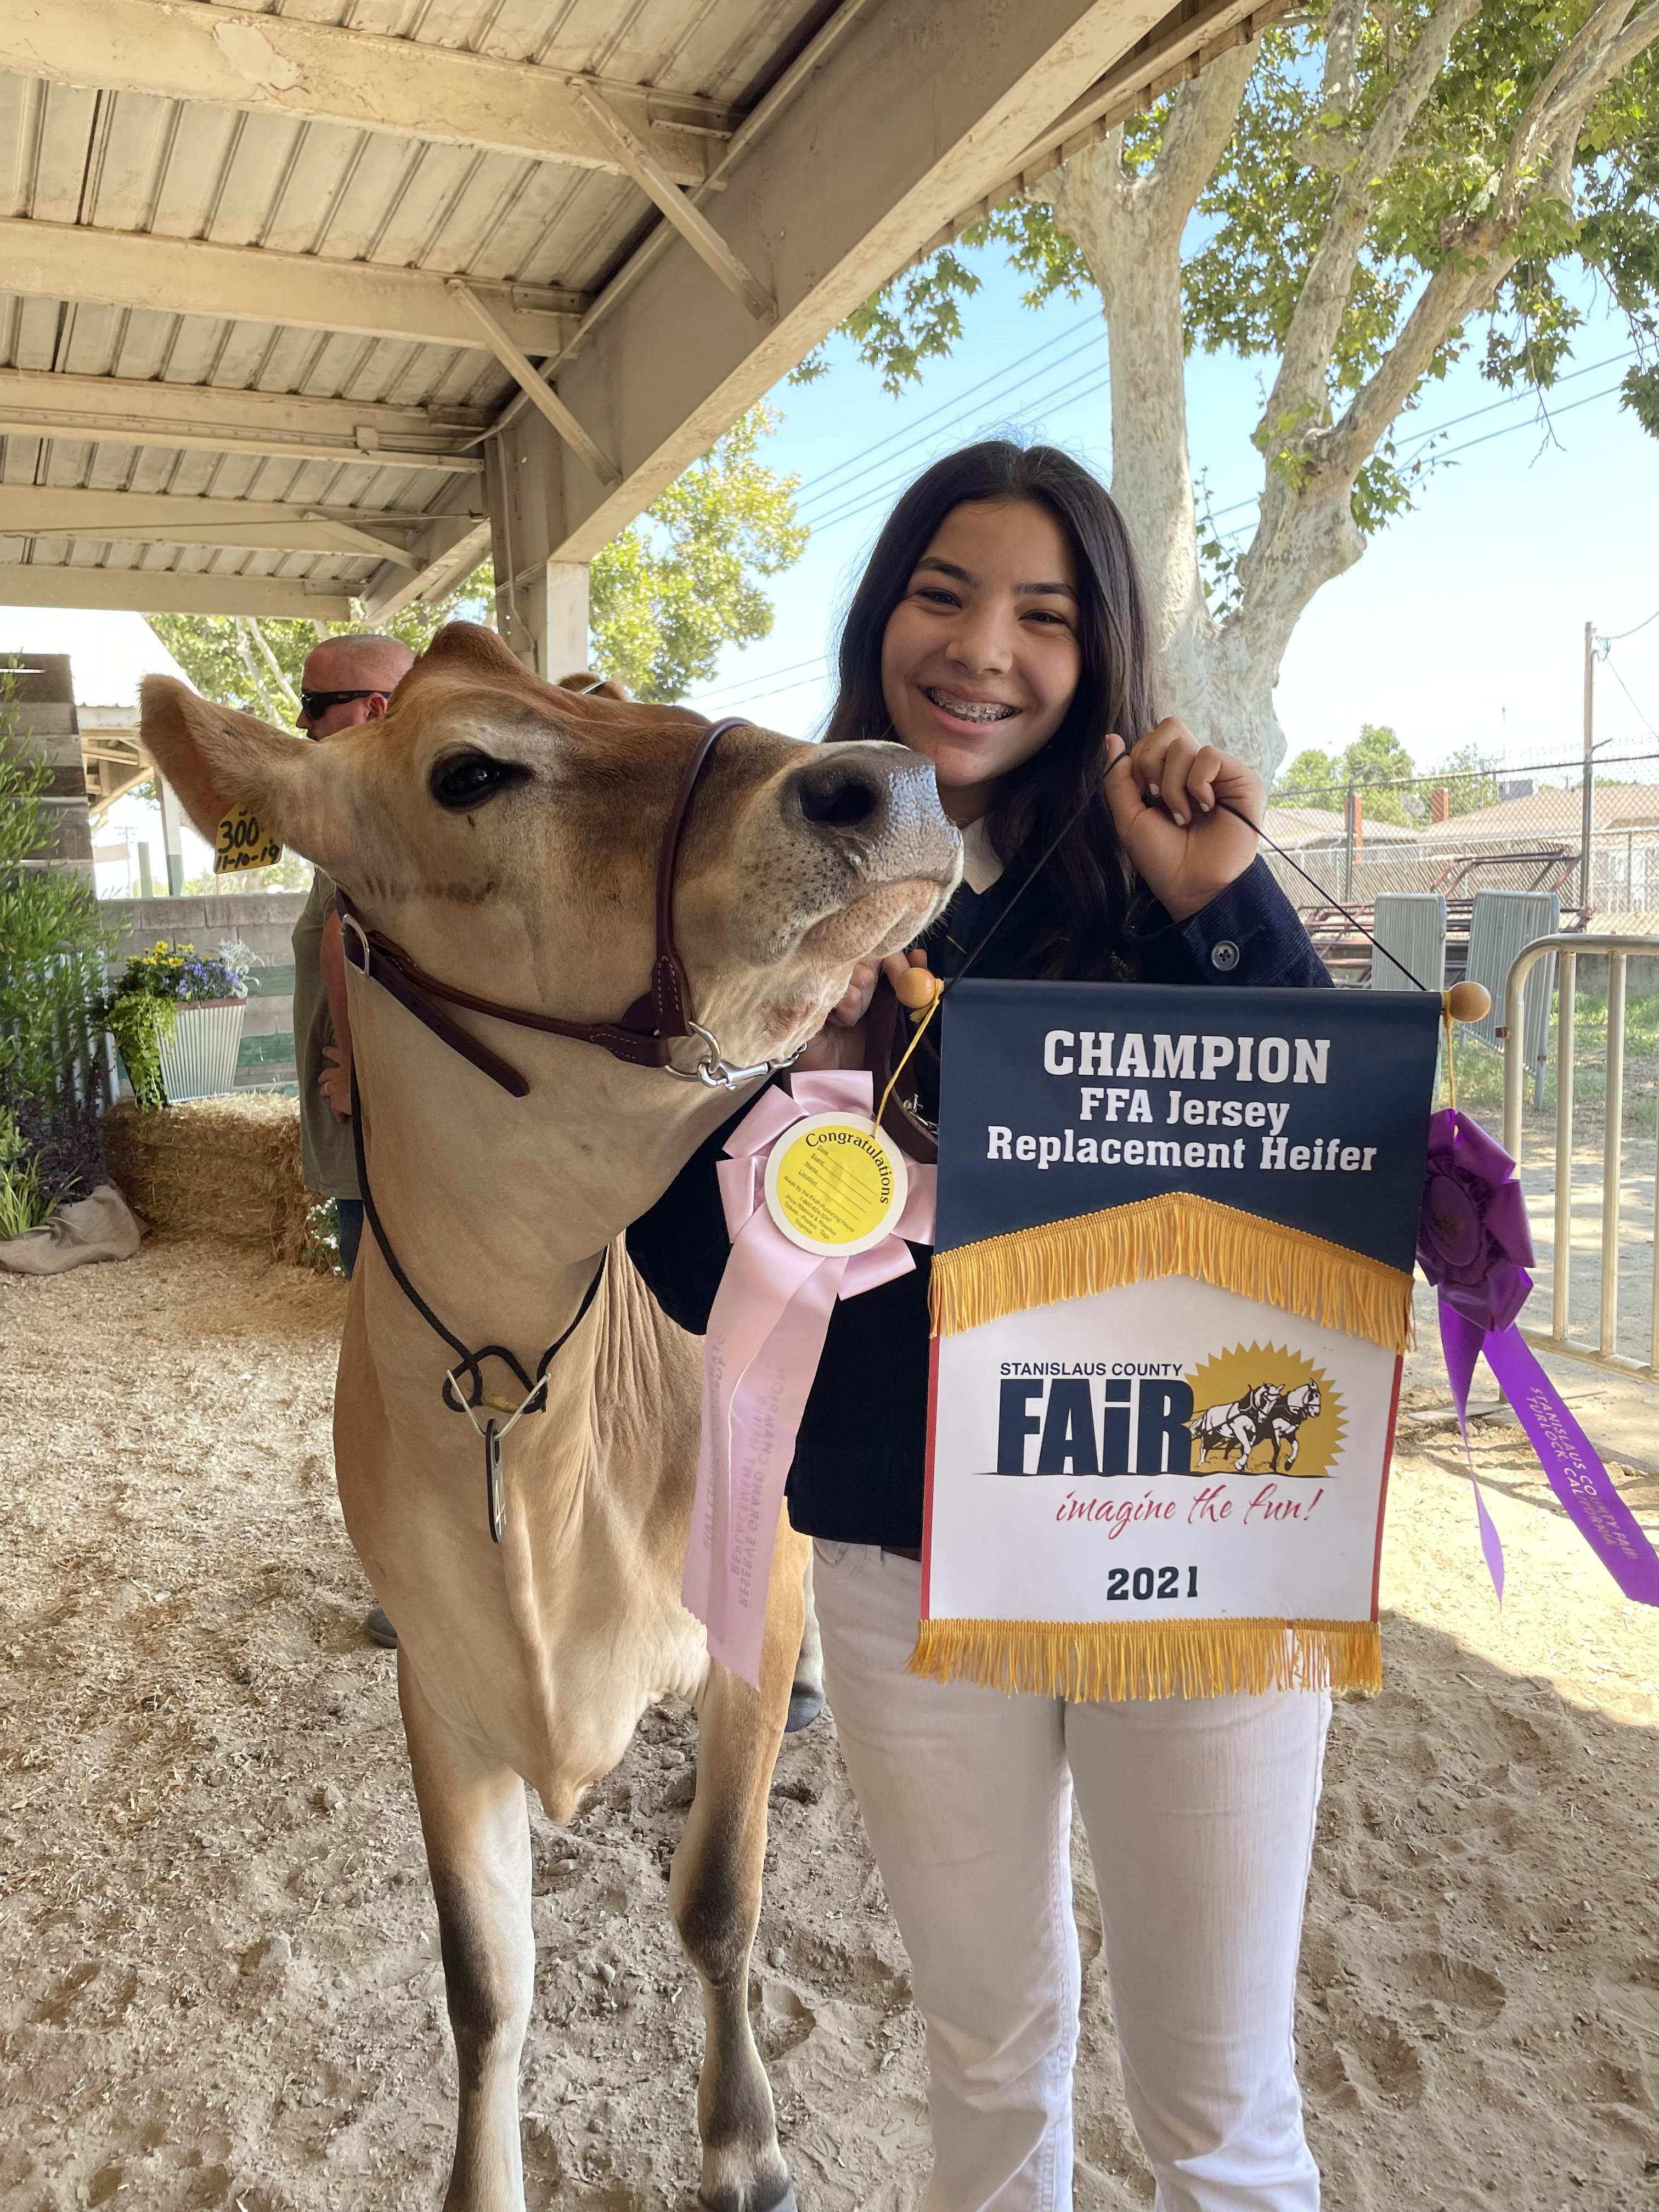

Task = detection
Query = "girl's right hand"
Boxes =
[795,949,927,1070]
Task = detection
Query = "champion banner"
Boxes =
[917,980,1443,1701]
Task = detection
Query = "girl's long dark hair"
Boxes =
[825,441,1157,978]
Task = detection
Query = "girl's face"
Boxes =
[878,496,1083,824]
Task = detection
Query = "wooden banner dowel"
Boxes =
[1443,980,1491,1023]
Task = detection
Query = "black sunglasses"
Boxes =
[298,686,383,720]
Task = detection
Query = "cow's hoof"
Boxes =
[785,1688,823,1734]
[697,2186,796,2212]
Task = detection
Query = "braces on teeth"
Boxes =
[927,691,1015,723]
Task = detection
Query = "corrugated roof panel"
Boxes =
[0,0,857,605]
[83,91,179,224]
[27,84,101,227]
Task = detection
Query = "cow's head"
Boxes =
[140,624,961,1080]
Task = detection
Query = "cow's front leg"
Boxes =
[400,1652,533,2212]
[787,1548,824,1734]
[673,1522,807,2212]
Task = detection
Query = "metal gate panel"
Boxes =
[1466,891,1559,1061]
[1369,893,1446,993]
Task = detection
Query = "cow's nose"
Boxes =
[789,752,891,832]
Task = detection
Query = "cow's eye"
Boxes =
[429,751,531,810]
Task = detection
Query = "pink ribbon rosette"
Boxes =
[684,1070,935,1686]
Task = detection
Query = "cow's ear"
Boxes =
[411,620,527,683]
[139,678,350,874]
[557,670,630,701]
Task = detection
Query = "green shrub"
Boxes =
[0,1106,54,1238]
[0,702,114,1204]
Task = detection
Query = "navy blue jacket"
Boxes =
[628,856,1331,1548]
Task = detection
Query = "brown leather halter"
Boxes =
[334,714,804,1540]
[336,715,802,1098]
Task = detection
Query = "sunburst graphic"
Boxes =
[1183,1343,1346,1480]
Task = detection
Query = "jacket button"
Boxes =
[1210,939,1240,971]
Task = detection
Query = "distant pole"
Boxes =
[1580,620,1595,911]
[156,775,186,896]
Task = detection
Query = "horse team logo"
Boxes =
[1183,1344,1345,1481]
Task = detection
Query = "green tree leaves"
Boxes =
[820,3,1659,522]
[0,680,112,1204]
[1271,724,1500,818]
[588,407,807,702]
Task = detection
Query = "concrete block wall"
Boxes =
[103,891,309,1091]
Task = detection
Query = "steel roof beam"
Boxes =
[361,517,492,624]
[568,87,772,321]
[917,0,1294,254]
[0,486,479,564]
[0,366,487,473]
[0,565,354,618]
[447,283,620,488]
[526,0,1181,565]
[0,0,735,188]
[0,218,587,356]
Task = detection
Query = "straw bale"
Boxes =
[102,1094,323,1265]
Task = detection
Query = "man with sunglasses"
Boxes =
[290,633,414,1647]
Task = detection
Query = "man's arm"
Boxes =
[318,900,354,1117]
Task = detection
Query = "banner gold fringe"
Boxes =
[930,1192,1413,1354]
[909,1615,1383,1701]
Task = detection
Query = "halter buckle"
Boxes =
[664,1020,806,1092]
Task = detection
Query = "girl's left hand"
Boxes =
[1102,719,1262,923]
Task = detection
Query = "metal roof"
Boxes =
[0,0,1280,623]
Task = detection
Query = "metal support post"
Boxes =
[1551,948,1575,1341]
[1503,932,1653,1380]
[484,411,592,678]
[1581,619,1595,909]
[156,775,185,895]
[1599,949,1626,1356]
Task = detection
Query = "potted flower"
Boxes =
[106,939,256,1108]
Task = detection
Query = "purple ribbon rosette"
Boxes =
[1418,1109,1659,1606]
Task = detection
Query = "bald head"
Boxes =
[298,632,417,740]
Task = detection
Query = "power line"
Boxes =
[1205,375,1633,549]
[1599,605,1659,644]
[794,314,1105,512]
[803,364,1111,537]
[1203,347,1637,527]
[795,340,1108,529]
[1600,653,1659,743]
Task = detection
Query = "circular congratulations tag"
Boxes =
[764,1113,909,1258]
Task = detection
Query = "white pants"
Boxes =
[813,1541,1329,2212]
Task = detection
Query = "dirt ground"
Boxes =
[3,1236,1659,2211]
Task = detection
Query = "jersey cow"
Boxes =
[140,623,961,2212]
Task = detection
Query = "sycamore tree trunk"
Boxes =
[1038,0,1655,778]
[1045,51,1305,773]
[1046,48,1364,776]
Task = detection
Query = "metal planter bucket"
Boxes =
[157,999,245,1103]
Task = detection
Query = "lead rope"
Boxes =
[347,1058,606,1542]
[948,752,1441,1000]
[870,753,1441,1139]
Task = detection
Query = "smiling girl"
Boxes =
[630,443,1335,2212]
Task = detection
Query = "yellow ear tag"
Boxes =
[214,803,283,873]
[764,1114,909,1258]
